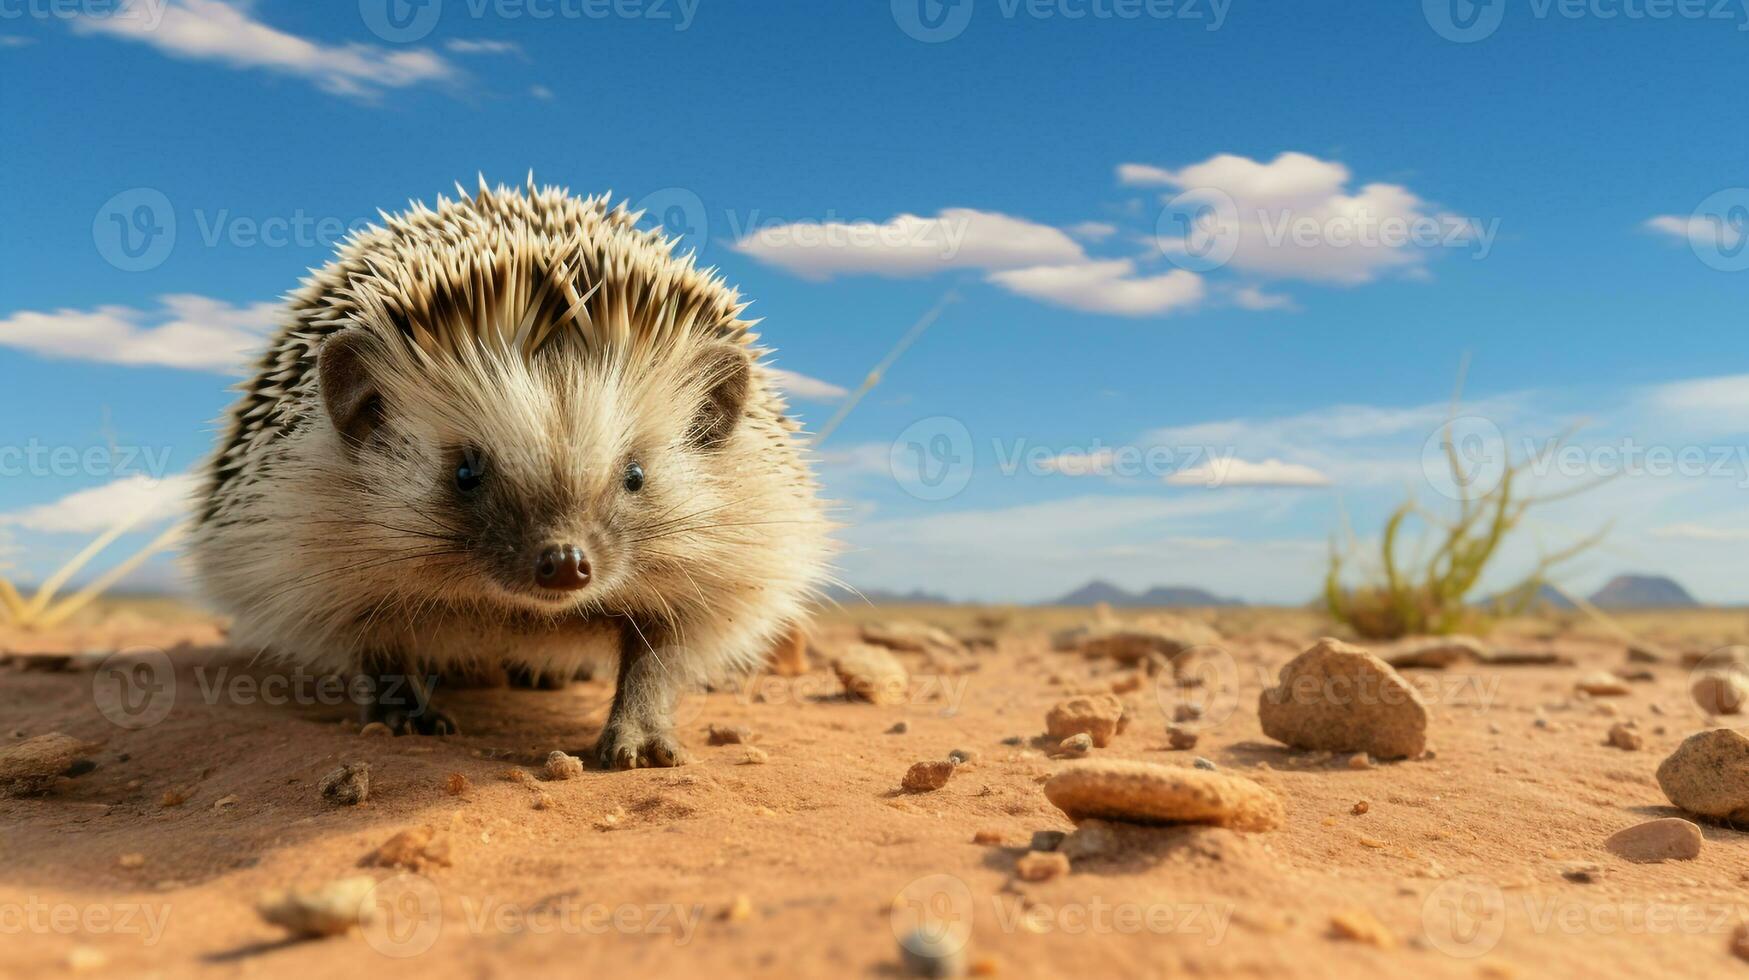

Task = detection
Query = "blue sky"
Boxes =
[1,0,1746,604]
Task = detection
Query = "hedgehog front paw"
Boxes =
[594,722,689,770]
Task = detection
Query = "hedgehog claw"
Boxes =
[594,723,688,769]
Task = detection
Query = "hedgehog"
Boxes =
[188,177,833,768]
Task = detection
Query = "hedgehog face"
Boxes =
[318,330,751,619]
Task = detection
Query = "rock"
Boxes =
[443,772,470,796]
[1015,850,1070,881]
[832,644,910,705]
[1193,757,1218,771]
[1692,672,1749,716]
[1063,616,1221,665]
[1483,649,1572,666]
[1029,830,1067,852]
[1257,638,1428,760]
[971,829,1003,845]
[543,751,585,780]
[1685,647,1749,672]
[1560,862,1603,883]
[707,724,752,746]
[1383,635,1488,669]
[1575,672,1631,697]
[0,733,98,795]
[1329,909,1396,948]
[1656,728,1749,821]
[1626,643,1669,664]
[898,927,967,978]
[1043,759,1284,832]
[1045,694,1124,748]
[1347,753,1373,770]
[768,624,810,677]
[256,877,378,937]
[1055,733,1093,758]
[1167,726,1198,751]
[887,721,910,735]
[319,763,370,805]
[947,747,978,765]
[368,825,452,871]
[1605,818,1702,863]
[1606,722,1643,751]
[860,620,966,659]
[739,747,769,765]
[902,760,955,793]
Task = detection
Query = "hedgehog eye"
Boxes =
[455,451,486,493]
[622,460,645,493]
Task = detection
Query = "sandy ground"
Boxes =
[1,603,1746,979]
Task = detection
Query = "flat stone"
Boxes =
[1605,818,1702,863]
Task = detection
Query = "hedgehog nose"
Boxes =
[535,545,591,591]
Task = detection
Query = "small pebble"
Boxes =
[899,927,967,978]
[1606,722,1643,751]
[1575,672,1630,697]
[1055,733,1093,758]
[1561,863,1604,883]
[1015,850,1070,882]
[947,747,978,765]
[723,894,754,923]
[1348,754,1372,770]
[257,877,378,937]
[118,853,145,869]
[1167,726,1198,750]
[318,763,370,806]
[1029,830,1067,852]
[972,829,1003,845]
[887,722,910,735]
[1193,757,1218,771]
[1329,909,1396,948]
[902,760,955,793]
[443,772,470,796]
[708,724,751,746]
[1605,817,1702,863]
[739,747,769,765]
[1352,800,1370,815]
[543,750,585,781]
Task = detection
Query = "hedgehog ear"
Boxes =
[687,342,751,451]
[319,330,385,457]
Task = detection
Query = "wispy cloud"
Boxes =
[1645,213,1745,253]
[768,367,847,400]
[71,0,456,100]
[1165,457,1332,488]
[988,259,1204,317]
[0,474,197,535]
[446,38,524,57]
[0,294,277,373]
[734,208,1084,279]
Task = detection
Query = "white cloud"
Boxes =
[446,39,524,56]
[768,367,847,400]
[1037,448,1121,477]
[734,208,1084,280]
[1166,457,1333,488]
[1652,522,1749,543]
[530,84,555,100]
[1139,151,1483,285]
[1645,213,1745,253]
[1230,284,1297,311]
[1637,373,1749,434]
[0,34,36,48]
[0,294,277,373]
[72,0,455,100]
[987,260,1204,317]
[0,474,197,535]
[1067,221,1118,241]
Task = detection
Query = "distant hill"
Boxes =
[1482,582,1578,611]
[1045,579,1244,608]
[1588,574,1699,609]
